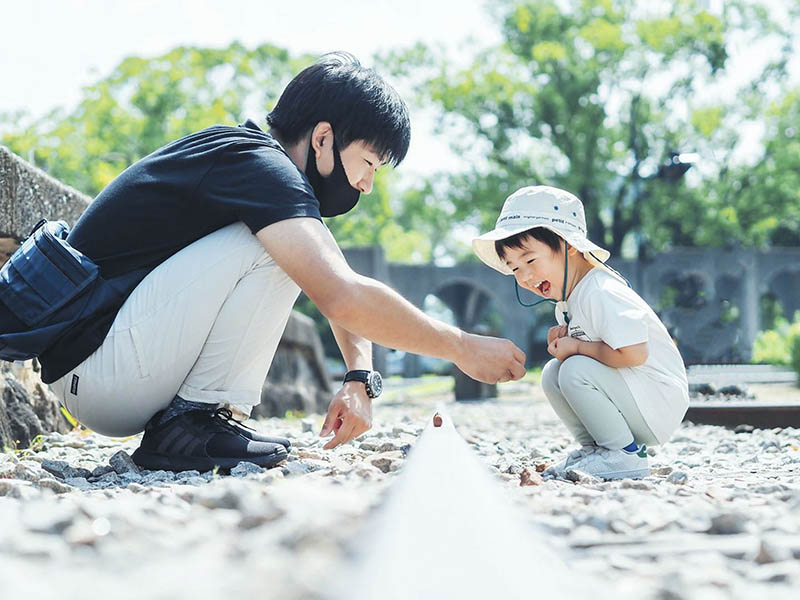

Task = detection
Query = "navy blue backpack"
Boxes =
[0,219,101,361]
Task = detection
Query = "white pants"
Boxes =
[53,223,300,437]
[541,356,659,449]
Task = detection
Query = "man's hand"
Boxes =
[547,325,568,345]
[455,334,526,384]
[320,381,373,449]
[547,335,580,361]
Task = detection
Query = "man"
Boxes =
[42,53,526,472]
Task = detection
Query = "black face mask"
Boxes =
[305,137,360,217]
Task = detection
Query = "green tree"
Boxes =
[389,0,798,257]
[3,43,305,196]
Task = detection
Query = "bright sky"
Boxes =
[0,0,499,176]
[0,0,796,179]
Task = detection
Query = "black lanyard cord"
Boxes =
[513,241,571,324]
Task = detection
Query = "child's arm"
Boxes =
[548,337,648,368]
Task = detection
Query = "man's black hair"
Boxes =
[495,227,563,260]
[267,52,411,166]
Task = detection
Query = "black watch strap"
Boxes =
[343,369,371,384]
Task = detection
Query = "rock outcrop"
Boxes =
[0,360,71,449]
[255,311,333,418]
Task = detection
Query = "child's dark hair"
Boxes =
[267,52,411,166]
[495,227,563,260]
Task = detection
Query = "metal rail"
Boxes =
[684,402,800,429]
[328,407,600,600]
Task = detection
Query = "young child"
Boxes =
[472,186,689,480]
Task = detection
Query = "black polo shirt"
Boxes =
[39,120,322,383]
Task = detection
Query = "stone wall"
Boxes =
[0,145,90,243]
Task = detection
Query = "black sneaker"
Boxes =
[131,409,288,472]
[213,408,292,450]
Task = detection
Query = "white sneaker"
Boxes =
[571,445,649,480]
[543,444,599,478]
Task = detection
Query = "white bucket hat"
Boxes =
[472,185,622,281]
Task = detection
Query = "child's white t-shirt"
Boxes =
[564,268,689,443]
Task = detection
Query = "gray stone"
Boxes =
[38,477,73,494]
[708,512,751,535]
[13,460,45,482]
[182,476,207,486]
[565,469,600,484]
[141,470,175,484]
[667,471,689,485]
[352,463,385,480]
[358,438,383,451]
[378,440,403,452]
[300,419,315,433]
[231,462,266,477]
[367,451,404,474]
[64,477,92,490]
[109,450,140,475]
[97,471,121,486]
[282,461,313,477]
[91,465,115,478]
[41,458,92,480]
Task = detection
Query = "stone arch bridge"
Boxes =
[343,245,800,377]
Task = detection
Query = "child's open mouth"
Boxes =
[537,280,551,295]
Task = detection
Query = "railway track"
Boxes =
[685,365,800,429]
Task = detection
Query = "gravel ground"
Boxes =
[1,381,799,600]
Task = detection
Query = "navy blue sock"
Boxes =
[157,396,217,425]
[622,440,638,452]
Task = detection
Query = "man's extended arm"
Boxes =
[256,217,526,384]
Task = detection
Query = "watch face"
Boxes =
[367,371,383,398]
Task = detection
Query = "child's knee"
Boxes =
[557,355,596,391]
[540,358,562,395]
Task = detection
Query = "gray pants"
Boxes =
[541,356,659,449]
[53,223,301,437]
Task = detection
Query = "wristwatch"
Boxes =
[343,369,383,399]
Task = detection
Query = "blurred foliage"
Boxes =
[3,43,303,196]
[751,312,800,367]
[792,334,800,385]
[380,0,800,258]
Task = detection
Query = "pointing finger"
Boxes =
[320,404,342,437]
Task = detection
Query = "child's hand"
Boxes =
[547,335,580,361]
[547,325,568,345]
